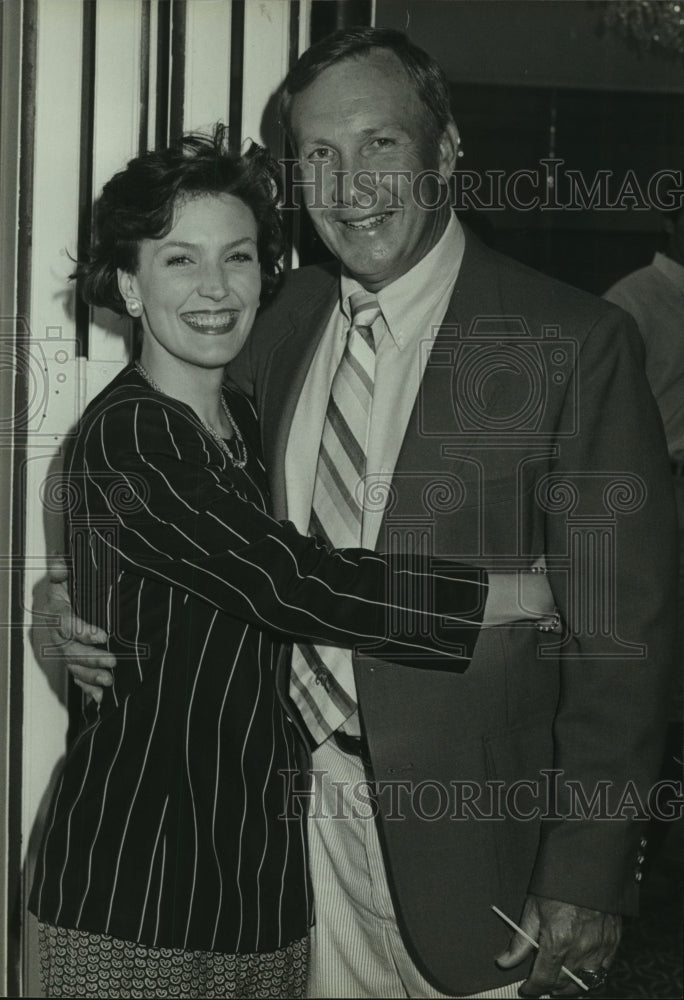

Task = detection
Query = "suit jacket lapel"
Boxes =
[376,230,505,543]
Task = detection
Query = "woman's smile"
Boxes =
[180,308,241,334]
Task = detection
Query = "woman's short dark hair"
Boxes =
[277,27,453,154]
[77,124,284,314]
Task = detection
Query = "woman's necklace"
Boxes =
[134,361,247,469]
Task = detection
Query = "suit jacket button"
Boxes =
[640,836,647,848]
[635,869,643,881]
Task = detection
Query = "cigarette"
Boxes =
[491,905,589,992]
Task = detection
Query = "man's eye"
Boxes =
[371,137,395,149]
[306,147,334,162]
[226,252,254,263]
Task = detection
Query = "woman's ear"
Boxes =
[117,269,143,318]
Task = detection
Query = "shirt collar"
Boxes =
[653,251,684,292]
[340,214,465,350]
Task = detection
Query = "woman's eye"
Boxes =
[226,251,254,263]
[166,255,192,266]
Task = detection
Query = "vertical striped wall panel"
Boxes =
[183,0,233,133]
[83,0,309,374]
[21,2,86,993]
[1,2,25,994]
[242,0,291,154]
[89,0,145,365]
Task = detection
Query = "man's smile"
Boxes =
[337,211,395,232]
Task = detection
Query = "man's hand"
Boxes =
[45,557,115,703]
[496,894,621,997]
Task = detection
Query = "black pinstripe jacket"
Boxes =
[30,364,486,955]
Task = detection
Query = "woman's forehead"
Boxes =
[166,192,257,236]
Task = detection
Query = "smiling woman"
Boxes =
[74,127,283,445]
[119,194,261,438]
[27,129,325,999]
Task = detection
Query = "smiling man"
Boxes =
[288,46,457,291]
[56,26,676,1000]
[233,27,676,999]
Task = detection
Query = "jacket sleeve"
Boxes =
[527,306,677,914]
[74,393,486,667]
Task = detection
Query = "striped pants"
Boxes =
[305,738,526,999]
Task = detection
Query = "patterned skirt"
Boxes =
[38,922,309,999]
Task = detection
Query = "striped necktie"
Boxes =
[289,291,381,743]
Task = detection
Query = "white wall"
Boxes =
[0,3,22,994]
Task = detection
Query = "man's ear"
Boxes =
[437,120,460,182]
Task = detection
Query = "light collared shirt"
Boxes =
[605,252,684,460]
[286,214,466,734]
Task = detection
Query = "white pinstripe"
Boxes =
[234,618,265,952]
[105,591,172,933]
[137,794,168,940]
[255,632,277,949]
[161,408,182,460]
[210,623,248,950]
[276,671,300,945]
[76,700,129,924]
[134,577,144,682]
[35,773,65,914]
[182,605,217,948]
[55,725,97,923]
[105,579,119,708]
[154,836,167,945]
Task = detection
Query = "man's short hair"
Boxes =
[277,26,454,153]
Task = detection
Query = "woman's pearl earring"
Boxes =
[126,299,143,317]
